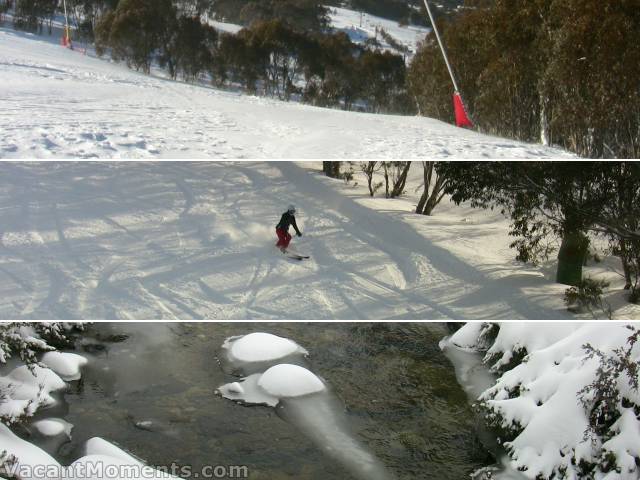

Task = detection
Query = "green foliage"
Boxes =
[13,0,57,33]
[564,278,611,317]
[213,0,328,33]
[578,326,640,440]
[437,161,639,286]
[96,0,177,74]
[409,0,640,158]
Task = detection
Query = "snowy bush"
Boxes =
[451,323,640,480]
[564,278,612,319]
[0,323,84,425]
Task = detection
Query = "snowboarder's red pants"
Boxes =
[276,228,291,249]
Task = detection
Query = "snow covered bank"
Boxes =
[0,27,572,159]
[0,424,177,480]
[446,323,640,480]
[0,324,177,480]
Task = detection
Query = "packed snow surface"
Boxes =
[224,332,308,362]
[0,161,597,320]
[41,351,88,381]
[0,28,573,159]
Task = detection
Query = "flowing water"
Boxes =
[21,323,497,479]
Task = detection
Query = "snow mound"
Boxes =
[0,423,61,480]
[258,364,325,398]
[224,332,308,363]
[32,418,73,437]
[218,364,326,407]
[41,351,88,381]
[0,365,66,422]
[450,322,640,480]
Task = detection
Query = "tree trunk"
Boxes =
[323,161,341,178]
[556,230,589,286]
[620,240,633,290]
[390,162,411,198]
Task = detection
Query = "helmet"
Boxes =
[287,204,296,214]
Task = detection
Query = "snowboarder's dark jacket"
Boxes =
[276,212,301,235]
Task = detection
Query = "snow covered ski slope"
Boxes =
[0,28,574,159]
[0,162,579,320]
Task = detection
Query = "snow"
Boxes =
[0,423,61,480]
[328,6,430,55]
[0,27,573,159]
[217,333,392,480]
[2,160,617,320]
[446,322,640,480]
[223,332,308,363]
[0,365,66,422]
[258,364,326,398]
[0,348,176,480]
[32,418,73,437]
[41,351,88,381]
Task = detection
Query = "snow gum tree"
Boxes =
[438,162,612,286]
[409,0,640,158]
[416,162,448,216]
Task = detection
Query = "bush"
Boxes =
[578,326,640,439]
[564,278,611,318]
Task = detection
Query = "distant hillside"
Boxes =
[327,0,465,26]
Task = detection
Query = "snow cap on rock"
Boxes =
[225,332,308,363]
[258,364,325,398]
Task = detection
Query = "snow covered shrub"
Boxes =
[0,323,84,425]
[564,278,611,319]
[455,323,640,480]
[578,327,640,476]
[579,327,639,437]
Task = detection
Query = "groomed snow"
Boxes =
[2,161,610,321]
[0,27,573,159]
[257,364,325,398]
[224,332,308,363]
[41,351,88,381]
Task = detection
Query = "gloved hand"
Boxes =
[297,232,303,237]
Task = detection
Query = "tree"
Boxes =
[416,162,448,216]
[438,161,613,286]
[408,0,640,158]
[380,161,411,198]
[323,161,340,178]
[13,0,57,33]
[360,161,383,197]
[97,0,177,74]
[163,16,218,81]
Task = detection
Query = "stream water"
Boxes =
[21,323,498,479]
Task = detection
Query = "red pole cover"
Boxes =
[453,92,473,128]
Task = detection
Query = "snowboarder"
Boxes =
[276,205,302,253]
